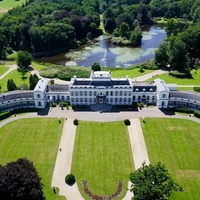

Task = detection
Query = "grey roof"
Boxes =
[49,84,70,92]
[154,78,169,92]
[0,91,34,103]
[133,85,156,92]
[72,79,130,87]
[34,79,48,92]
[169,91,200,102]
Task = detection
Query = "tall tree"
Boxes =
[29,74,39,90]
[17,51,32,69]
[7,79,17,91]
[129,162,183,200]
[0,158,45,200]
[168,38,188,71]
[155,42,169,68]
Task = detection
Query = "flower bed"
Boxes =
[81,180,123,200]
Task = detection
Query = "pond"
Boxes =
[37,25,166,68]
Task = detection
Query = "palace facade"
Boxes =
[1,71,200,112]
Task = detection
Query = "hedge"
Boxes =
[169,70,191,78]
[193,87,200,93]
[59,101,69,107]
[173,107,193,114]
[194,110,200,118]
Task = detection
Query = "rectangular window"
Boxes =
[111,91,113,96]
[115,91,118,96]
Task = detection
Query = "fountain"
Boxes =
[100,48,109,67]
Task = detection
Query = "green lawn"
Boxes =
[109,68,153,78]
[0,64,9,76]
[0,69,30,91]
[141,118,200,200]
[0,0,26,12]
[31,61,51,72]
[0,118,65,200]
[148,69,200,85]
[71,121,134,200]
[177,87,194,91]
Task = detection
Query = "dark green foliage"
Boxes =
[173,107,193,114]
[124,119,131,126]
[129,162,183,200]
[193,87,200,93]
[59,101,69,107]
[73,119,79,126]
[91,62,101,71]
[29,74,39,90]
[0,112,12,120]
[0,158,45,200]
[65,174,76,186]
[194,110,200,118]
[50,102,56,107]
[155,42,169,68]
[169,70,191,78]
[7,79,17,91]
[138,66,145,73]
[17,51,32,69]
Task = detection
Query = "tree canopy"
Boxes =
[0,158,45,200]
[17,51,32,69]
[129,162,182,200]
[91,62,101,71]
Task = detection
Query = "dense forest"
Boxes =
[0,0,200,71]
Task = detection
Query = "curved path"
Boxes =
[0,64,18,80]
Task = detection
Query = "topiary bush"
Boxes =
[73,119,79,126]
[50,102,57,107]
[124,119,131,126]
[65,174,76,186]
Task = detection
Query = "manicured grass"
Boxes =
[0,0,26,12]
[0,118,65,200]
[177,87,194,91]
[0,69,30,91]
[0,64,9,76]
[141,118,200,200]
[109,68,153,78]
[31,61,51,72]
[71,121,134,199]
[148,69,200,85]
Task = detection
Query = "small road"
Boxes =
[0,64,18,80]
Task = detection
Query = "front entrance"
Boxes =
[99,98,104,104]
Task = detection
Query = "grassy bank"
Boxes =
[71,121,134,199]
[0,0,26,12]
[147,69,200,85]
[0,118,65,200]
[142,118,200,200]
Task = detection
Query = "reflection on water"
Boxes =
[36,25,166,68]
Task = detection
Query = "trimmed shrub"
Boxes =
[0,112,11,120]
[73,119,79,126]
[137,102,143,108]
[173,107,193,114]
[194,110,200,118]
[193,87,200,93]
[169,70,191,78]
[65,174,76,186]
[124,119,131,126]
[59,102,69,107]
[50,102,57,107]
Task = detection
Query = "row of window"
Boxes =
[70,90,132,96]
[71,98,132,103]
[133,95,155,101]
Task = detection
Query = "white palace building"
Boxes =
[1,70,200,111]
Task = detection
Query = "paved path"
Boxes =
[0,64,17,80]
[51,119,84,200]
[123,118,150,200]
[133,68,169,81]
